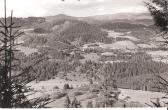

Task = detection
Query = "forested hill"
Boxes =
[60,22,109,43]
[45,14,77,24]
[100,22,147,31]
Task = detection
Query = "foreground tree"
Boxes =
[145,0,168,43]
[145,0,168,107]
[0,0,53,108]
[0,0,36,107]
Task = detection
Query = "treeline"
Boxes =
[79,53,168,92]
[2,17,46,28]
[14,50,83,81]
[14,50,168,92]
[100,22,147,31]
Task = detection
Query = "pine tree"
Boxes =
[0,0,28,107]
[145,0,168,107]
[145,0,168,43]
[0,0,51,108]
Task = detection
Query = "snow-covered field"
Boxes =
[100,41,138,50]
[147,51,168,63]
[119,89,167,106]
[105,60,127,64]
[106,30,139,41]
[137,43,157,49]
[27,77,89,91]
[26,77,89,101]
[17,46,38,56]
[26,77,168,107]
[101,52,116,56]
[106,30,124,38]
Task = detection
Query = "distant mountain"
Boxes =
[80,13,153,26]
[6,13,153,28]
[44,13,153,26]
[45,14,78,25]
[85,13,152,21]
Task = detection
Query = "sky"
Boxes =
[0,0,148,17]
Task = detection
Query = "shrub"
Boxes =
[53,85,59,90]
[63,84,71,90]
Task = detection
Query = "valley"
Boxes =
[10,13,168,107]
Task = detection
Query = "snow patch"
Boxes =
[137,43,157,48]
[119,89,167,106]
[147,51,168,63]
[100,41,138,50]
[17,47,38,56]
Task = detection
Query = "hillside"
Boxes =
[60,22,109,43]
[85,13,152,21]
[45,14,79,25]
[9,12,168,108]
[80,13,153,26]
[100,22,147,31]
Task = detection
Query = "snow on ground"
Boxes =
[100,41,138,50]
[26,77,89,101]
[26,77,168,107]
[147,51,168,63]
[137,43,158,49]
[101,52,116,56]
[21,28,34,33]
[106,30,124,38]
[121,35,139,41]
[82,42,103,50]
[119,89,167,106]
[106,30,139,41]
[17,46,38,56]
[27,77,89,92]
[155,36,165,42]
[147,51,168,57]
[105,60,127,64]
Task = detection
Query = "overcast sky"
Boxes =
[0,0,148,17]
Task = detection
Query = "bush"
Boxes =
[53,85,59,90]
[63,84,71,90]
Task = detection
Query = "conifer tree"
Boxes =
[145,0,168,43]
[145,0,168,107]
[0,0,52,108]
[0,0,28,107]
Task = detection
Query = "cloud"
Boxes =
[0,0,148,17]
